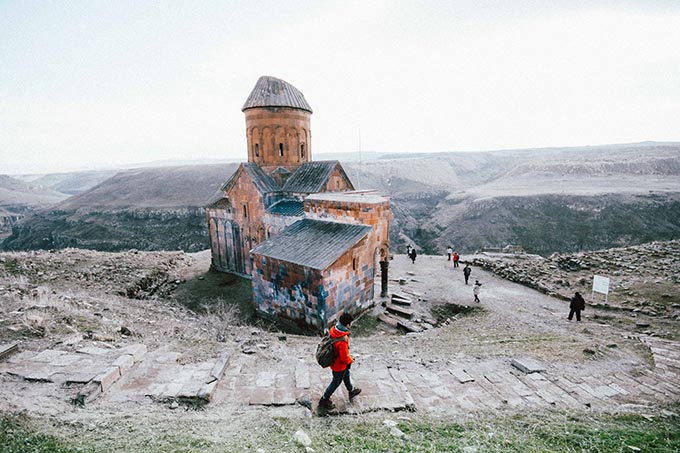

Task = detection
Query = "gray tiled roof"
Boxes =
[242,76,313,113]
[266,199,304,216]
[282,161,353,193]
[221,163,280,194]
[251,219,371,270]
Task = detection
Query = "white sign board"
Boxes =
[592,275,610,295]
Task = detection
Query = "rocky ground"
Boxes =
[0,243,678,451]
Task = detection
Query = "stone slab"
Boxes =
[378,314,400,328]
[77,346,111,356]
[118,344,147,361]
[198,380,218,401]
[207,350,230,384]
[32,350,67,363]
[0,342,19,361]
[449,368,475,383]
[386,304,413,318]
[95,366,121,392]
[113,354,135,375]
[511,357,546,374]
[295,360,310,389]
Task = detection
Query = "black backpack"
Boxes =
[315,334,347,368]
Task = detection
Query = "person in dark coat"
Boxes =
[568,292,586,321]
[463,264,472,284]
[409,248,417,264]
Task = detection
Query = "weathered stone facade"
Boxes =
[207,75,391,331]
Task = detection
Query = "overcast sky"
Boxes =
[1,0,679,174]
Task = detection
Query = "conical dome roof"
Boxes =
[242,76,313,113]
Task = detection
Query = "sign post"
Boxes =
[592,275,610,305]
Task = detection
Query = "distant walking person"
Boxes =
[463,264,472,285]
[452,252,460,268]
[409,247,417,264]
[406,244,412,257]
[319,313,362,411]
[446,246,452,261]
[568,292,586,322]
[473,280,482,303]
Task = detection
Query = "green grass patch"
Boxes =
[0,413,85,453]
[2,408,679,452]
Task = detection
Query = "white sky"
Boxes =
[1,0,679,174]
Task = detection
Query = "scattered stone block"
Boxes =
[207,350,230,384]
[197,381,218,402]
[511,357,546,374]
[95,366,121,391]
[0,342,19,361]
[74,380,102,406]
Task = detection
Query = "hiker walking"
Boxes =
[568,291,586,322]
[319,313,362,410]
[473,280,482,303]
[409,247,417,264]
[463,264,472,284]
[406,244,412,257]
[446,246,452,261]
[452,252,460,268]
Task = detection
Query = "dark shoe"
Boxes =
[349,388,362,400]
[319,398,335,410]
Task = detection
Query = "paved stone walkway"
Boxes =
[1,256,679,416]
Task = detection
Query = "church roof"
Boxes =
[242,76,313,113]
[251,219,371,270]
[221,163,280,194]
[266,199,304,217]
[282,161,353,193]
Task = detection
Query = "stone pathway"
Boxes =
[1,334,679,416]
[1,255,679,416]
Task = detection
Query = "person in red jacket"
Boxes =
[319,313,362,410]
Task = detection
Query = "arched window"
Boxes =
[254,143,259,157]
[300,143,305,158]
[352,257,357,271]
[279,143,284,157]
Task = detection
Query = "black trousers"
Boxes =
[568,308,582,321]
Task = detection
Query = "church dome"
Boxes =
[242,76,313,113]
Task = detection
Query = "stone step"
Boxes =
[397,319,424,333]
[391,294,413,306]
[386,304,413,319]
[378,313,400,328]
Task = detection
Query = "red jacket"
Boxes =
[329,325,352,372]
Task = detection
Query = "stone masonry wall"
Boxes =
[245,107,311,168]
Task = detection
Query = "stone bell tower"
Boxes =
[242,76,313,176]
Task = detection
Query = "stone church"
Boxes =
[206,76,391,331]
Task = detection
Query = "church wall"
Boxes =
[224,170,270,276]
[251,237,374,332]
[251,256,326,331]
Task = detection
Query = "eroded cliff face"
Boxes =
[2,208,208,252]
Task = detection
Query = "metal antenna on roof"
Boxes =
[358,128,362,190]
